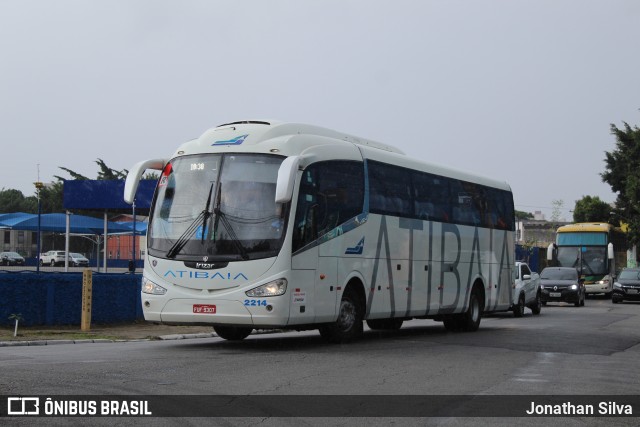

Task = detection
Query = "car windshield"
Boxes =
[148,153,288,262]
[5,252,21,257]
[70,253,83,258]
[619,270,640,280]
[541,269,578,280]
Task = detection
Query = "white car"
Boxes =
[512,262,542,317]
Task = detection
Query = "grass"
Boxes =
[0,325,122,341]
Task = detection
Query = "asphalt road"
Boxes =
[1,298,639,426]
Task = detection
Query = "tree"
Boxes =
[54,158,127,182]
[572,196,612,223]
[515,210,534,220]
[0,189,36,213]
[602,120,640,245]
[95,158,128,180]
[39,182,64,213]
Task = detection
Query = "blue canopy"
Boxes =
[0,213,141,235]
[115,221,148,234]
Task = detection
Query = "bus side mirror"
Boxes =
[608,242,614,260]
[275,156,300,204]
[124,159,167,204]
[547,243,555,261]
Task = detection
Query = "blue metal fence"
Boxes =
[0,272,143,326]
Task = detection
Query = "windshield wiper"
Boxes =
[201,182,215,243]
[166,182,215,259]
[210,184,249,260]
[214,207,249,260]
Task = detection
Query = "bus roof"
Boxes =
[173,120,511,192]
[557,223,613,233]
[194,120,405,154]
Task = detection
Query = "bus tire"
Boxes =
[214,326,252,341]
[458,286,483,332]
[319,288,363,343]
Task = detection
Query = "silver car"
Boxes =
[69,252,90,267]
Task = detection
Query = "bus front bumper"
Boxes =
[584,282,612,295]
[142,297,289,327]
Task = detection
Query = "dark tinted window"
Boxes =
[368,161,412,217]
[367,160,514,230]
[293,161,364,252]
[412,172,451,222]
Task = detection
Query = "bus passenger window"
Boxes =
[292,161,364,252]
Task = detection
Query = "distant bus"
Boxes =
[124,120,515,343]
[547,223,625,296]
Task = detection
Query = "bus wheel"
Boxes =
[513,294,525,318]
[214,326,253,341]
[458,287,483,332]
[366,318,403,330]
[319,288,363,343]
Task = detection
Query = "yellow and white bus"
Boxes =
[548,222,624,297]
[124,120,515,343]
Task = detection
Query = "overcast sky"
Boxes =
[1,0,639,220]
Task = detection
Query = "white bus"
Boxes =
[124,120,515,343]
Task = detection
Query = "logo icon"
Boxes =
[213,134,248,145]
[7,397,40,415]
[345,237,365,255]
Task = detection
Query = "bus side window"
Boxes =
[369,161,411,217]
[292,161,364,252]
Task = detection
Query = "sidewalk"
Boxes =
[0,322,216,346]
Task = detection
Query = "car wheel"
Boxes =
[213,326,253,341]
[513,294,525,318]
[50,260,56,267]
[530,292,542,315]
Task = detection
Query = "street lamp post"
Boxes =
[34,180,44,274]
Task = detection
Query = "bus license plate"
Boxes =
[193,304,217,314]
[550,292,561,298]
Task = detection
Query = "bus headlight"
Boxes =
[142,277,167,295]
[246,279,287,297]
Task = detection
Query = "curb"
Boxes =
[0,333,216,347]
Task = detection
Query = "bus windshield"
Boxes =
[148,153,287,261]
[556,246,607,276]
